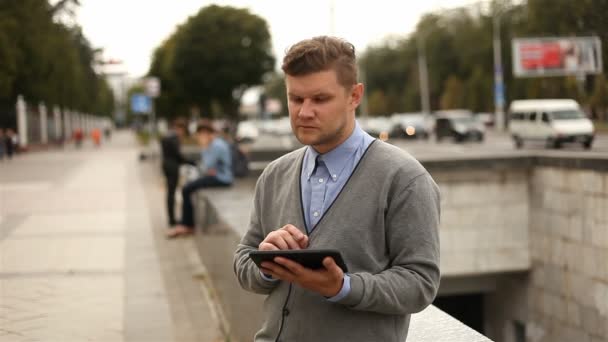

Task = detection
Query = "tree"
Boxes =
[264,72,287,117]
[169,5,274,119]
[0,0,114,128]
[368,90,390,116]
[148,33,189,120]
[590,74,608,121]
[440,76,465,109]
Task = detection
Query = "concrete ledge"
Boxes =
[409,305,491,342]
[532,154,608,171]
[243,150,608,177]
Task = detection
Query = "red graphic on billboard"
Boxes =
[520,42,563,70]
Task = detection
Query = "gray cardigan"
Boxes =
[233,140,441,342]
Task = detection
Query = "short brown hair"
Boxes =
[172,118,187,130]
[282,36,357,88]
[196,122,215,134]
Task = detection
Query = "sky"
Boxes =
[77,0,487,78]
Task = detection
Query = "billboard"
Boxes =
[512,37,602,77]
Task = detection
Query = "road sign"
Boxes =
[131,94,151,114]
[494,83,505,108]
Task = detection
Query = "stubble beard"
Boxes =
[297,120,348,152]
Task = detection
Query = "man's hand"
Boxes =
[206,168,217,176]
[260,256,344,298]
[259,224,308,251]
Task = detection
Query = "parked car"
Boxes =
[236,120,259,143]
[509,99,594,149]
[389,113,432,139]
[475,112,495,127]
[257,117,292,136]
[359,117,393,141]
[434,110,485,142]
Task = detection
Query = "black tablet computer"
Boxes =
[249,249,348,273]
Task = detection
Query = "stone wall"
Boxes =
[192,155,608,342]
[527,167,608,342]
[424,157,608,342]
[430,168,530,276]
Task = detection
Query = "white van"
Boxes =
[508,99,595,149]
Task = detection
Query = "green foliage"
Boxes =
[359,0,608,119]
[148,5,275,120]
[264,72,287,116]
[440,76,465,110]
[0,0,114,128]
[590,74,608,121]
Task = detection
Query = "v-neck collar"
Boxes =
[298,139,377,236]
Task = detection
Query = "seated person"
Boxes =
[167,122,233,238]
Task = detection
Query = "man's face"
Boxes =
[175,126,186,139]
[286,69,363,154]
[196,131,212,147]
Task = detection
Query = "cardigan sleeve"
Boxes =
[233,172,280,294]
[336,172,441,315]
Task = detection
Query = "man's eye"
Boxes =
[314,97,329,103]
[290,97,303,103]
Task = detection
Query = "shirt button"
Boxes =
[283,308,290,316]
[313,211,319,217]
[319,178,324,183]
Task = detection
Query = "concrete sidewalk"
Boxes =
[0,132,222,341]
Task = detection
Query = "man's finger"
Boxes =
[283,225,306,241]
[278,230,302,250]
[263,261,295,282]
[299,235,309,249]
[274,256,306,275]
[258,242,279,251]
[323,257,343,276]
[267,235,289,250]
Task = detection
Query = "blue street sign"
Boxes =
[494,83,505,107]
[131,94,151,114]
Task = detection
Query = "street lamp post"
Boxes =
[418,35,431,118]
[493,13,506,131]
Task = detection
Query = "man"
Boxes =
[0,128,5,160]
[167,123,233,238]
[160,119,193,228]
[5,128,16,158]
[233,36,440,341]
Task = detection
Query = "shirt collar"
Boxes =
[303,122,365,182]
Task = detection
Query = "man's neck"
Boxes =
[312,121,356,154]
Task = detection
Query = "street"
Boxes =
[246,128,608,160]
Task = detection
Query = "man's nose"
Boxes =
[298,99,314,118]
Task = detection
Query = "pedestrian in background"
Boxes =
[5,128,16,158]
[0,128,5,160]
[91,128,101,147]
[166,122,233,238]
[73,128,83,148]
[160,119,194,228]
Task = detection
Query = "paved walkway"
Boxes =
[0,132,222,341]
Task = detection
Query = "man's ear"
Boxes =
[350,83,364,109]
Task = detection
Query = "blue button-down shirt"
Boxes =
[300,122,374,301]
[201,137,233,184]
[260,122,374,301]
